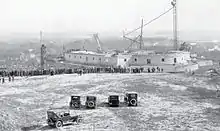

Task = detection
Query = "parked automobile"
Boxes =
[124,92,138,106]
[108,95,119,107]
[46,109,82,128]
[69,96,81,108]
[85,96,96,109]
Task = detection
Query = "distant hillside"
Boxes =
[64,36,172,51]
[1,36,220,62]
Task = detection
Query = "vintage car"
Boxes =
[124,92,138,106]
[85,96,96,109]
[69,96,81,108]
[46,109,82,128]
[108,95,119,107]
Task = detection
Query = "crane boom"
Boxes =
[123,4,174,51]
[93,33,103,53]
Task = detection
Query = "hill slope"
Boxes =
[1,73,220,131]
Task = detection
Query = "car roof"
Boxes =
[109,95,119,97]
[86,96,96,97]
[126,92,138,94]
[71,95,80,97]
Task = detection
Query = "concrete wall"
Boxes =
[175,63,199,72]
[139,65,176,73]
[64,52,119,67]
[117,54,132,68]
[129,54,159,66]
[197,60,213,67]
[127,51,193,73]
[103,56,118,67]
[138,63,198,73]
[64,52,105,65]
[64,51,193,72]
[163,52,191,65]
[128,51,191,66]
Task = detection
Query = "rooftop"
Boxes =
[69,50,105,56]
[131,50,156,55]
[126,91,138,94]
[167,50,190,54]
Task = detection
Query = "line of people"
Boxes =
[0,66,164,83]
[0,67,142,77]
[0,75,14,84]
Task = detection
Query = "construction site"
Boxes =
[1,0,220,131]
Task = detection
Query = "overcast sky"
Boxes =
[0,0,219,37]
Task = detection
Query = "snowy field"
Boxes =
[1,73,220,131]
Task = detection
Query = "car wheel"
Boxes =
[55,121,63,128]
[130,99,137,106]
[88,101,94,108]
[76,118,82,124]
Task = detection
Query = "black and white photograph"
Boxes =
[0,0,220,130]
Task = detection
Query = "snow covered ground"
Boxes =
[1,73,220,131]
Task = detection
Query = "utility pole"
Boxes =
[40,31,42,46]
[40,31,46,70]
[172,0,178,50]
[62,44,65,57]
[140,18,144,50]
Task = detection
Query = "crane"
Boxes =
[123,19,144,51]
[93,33,104,53]
[123,0,176,51]
[68,33,105,53]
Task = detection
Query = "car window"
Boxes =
[87,97,95,100]
[110,96,118,99]
[64,113,70,116]
[72,96,79,99]
[130,94,136,97]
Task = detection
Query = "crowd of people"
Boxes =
[0,66,164,83]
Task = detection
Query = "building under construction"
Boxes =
[63,0,210,73]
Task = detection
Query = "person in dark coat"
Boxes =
[152,68,155,73]
[156,67,160,72]
[2,77,5,84]
[50,69,54,76]
[79,70,82,76]
[8,75,11,82]
[12,75,14,81]
[148,68,151,73]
